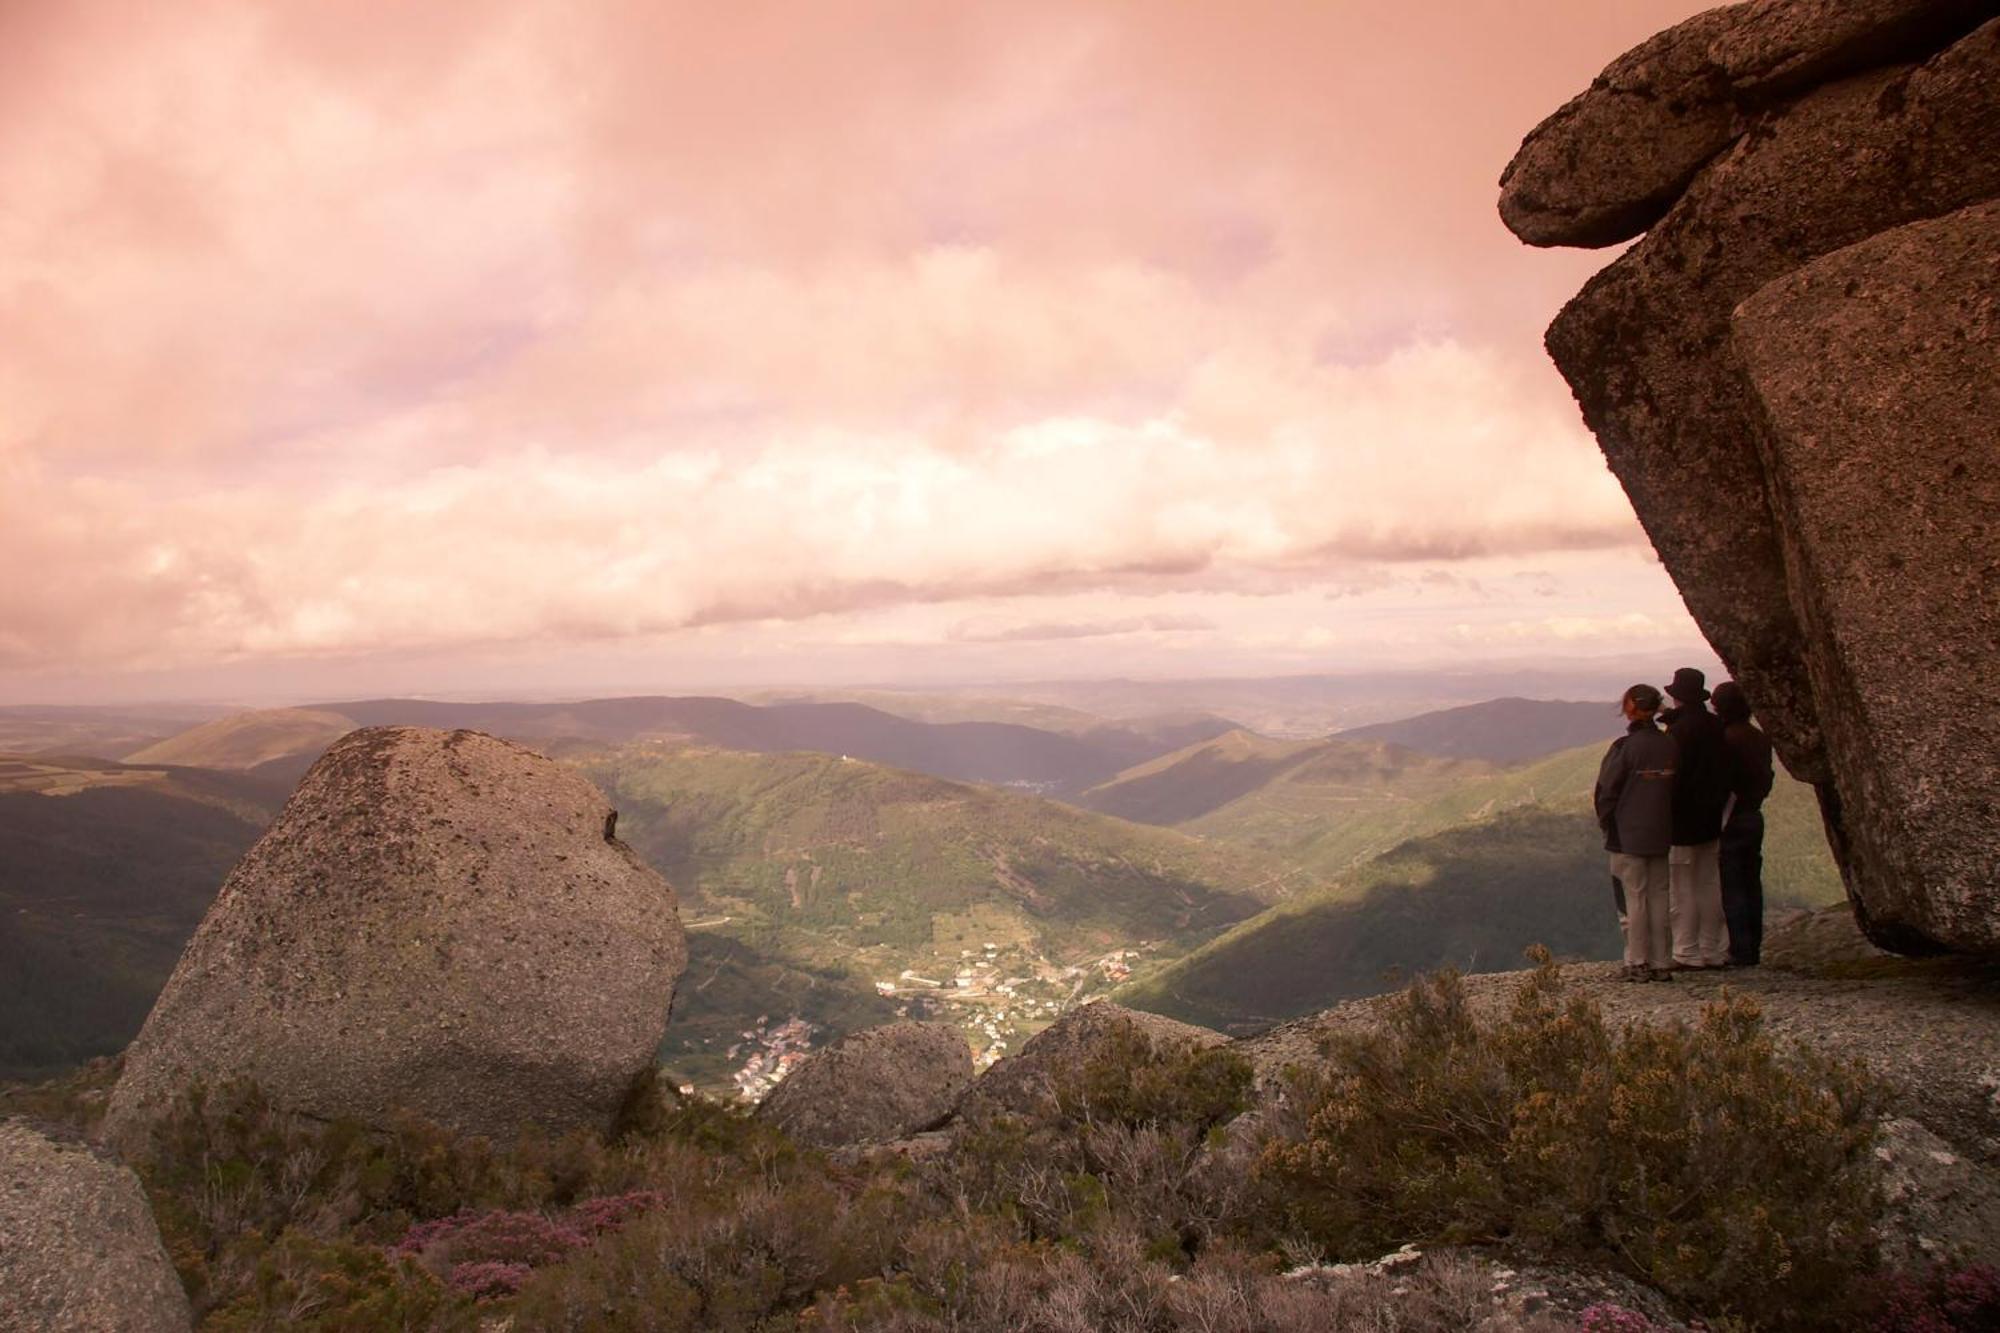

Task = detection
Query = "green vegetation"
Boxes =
[1117,808,1620,1032]
[21,963,1927,1330]
[581,745,1298,1080]
[0,766,280,1079]
[1114,741,1842,1034]
[1256,957,1885,1328]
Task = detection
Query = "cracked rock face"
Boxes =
[102,727,687,1148]
[1503,1,2000,957]
[0,1120,191,1333]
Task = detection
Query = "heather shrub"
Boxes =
[1255,956,1884,1327]
[939,1022,1256,1257]
[1866,1263,2000,1331]
[135,1077,680,1320]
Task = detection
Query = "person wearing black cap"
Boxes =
[1662,667,1735,969]
[1596,683,1678,981]
[1713,680,1774,966]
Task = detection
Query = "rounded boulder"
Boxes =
[102,727,687,1148]
[754,1022,971,1149]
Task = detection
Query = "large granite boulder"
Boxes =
[0,1120,191,1333]
[1503,3,2000,955]
[102,727,687,1149]
[1732,201,2000,953]
[754,1022,971,1149]
[952,1002,1227,1125]
[1499,0,1996,247]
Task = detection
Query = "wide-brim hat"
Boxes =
[1664,667,1709,704]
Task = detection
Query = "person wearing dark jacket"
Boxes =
[1661,667,1735,969]
[1595,684,1678,981]
[1713,680,1775,966]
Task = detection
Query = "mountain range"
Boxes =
[0,686,1843,1089]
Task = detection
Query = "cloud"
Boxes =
[0,0,1712,687]
[948,613,1216,643]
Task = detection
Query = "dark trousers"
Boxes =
[1720,810,1765,965]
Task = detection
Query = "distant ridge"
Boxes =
[1074,730,1484,827]
[124,696,1239,795]
[1333,697,1618,764]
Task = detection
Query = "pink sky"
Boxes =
[1,0,1717,703]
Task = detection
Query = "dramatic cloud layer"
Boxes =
[0,0,1710,699]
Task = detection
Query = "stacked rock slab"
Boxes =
[754,1022,972,1149]
[1500,0,2000,954]
[102,727,687,1148]
[0,1120,191,1333]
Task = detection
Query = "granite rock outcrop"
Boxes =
[102,727,687,1148]
[1501,0,2000,954]
[0,1120,191,1333]
[754,1021,971,1149]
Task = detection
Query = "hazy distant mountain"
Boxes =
[125,696,1238,796]
[915,662,1720,737]
[0,703,237,761]
[0,755,288,1079]
[123,707,356,771]
[1333,697,1619,763]
[1075,730,1495,829]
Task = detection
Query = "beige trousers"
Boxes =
[1610,852,1671,970]
[1669,839,1728,967]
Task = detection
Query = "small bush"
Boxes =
[941,1021,1255,1255]
[1867,1263,2000,1332]
[1254,956,1884,1327]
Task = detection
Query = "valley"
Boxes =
[0,685,1843,1097]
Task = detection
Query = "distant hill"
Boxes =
[0,756,288,1079]
[577,743,1310,1079]
[124,707,355,770]
[1115,742,1846,1034]
[1116,808,1620,1033]
[1333,697,1620,763]
[1075,730,1491,829]
[0,704,237,761]
[583,744,1297,948]
[126,696,1237,796]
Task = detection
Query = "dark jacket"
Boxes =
[1595,720,1678,857]
[1724,719,1775,819]
[1664,704,1736,845]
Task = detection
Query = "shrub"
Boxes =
[940,1023,1255,1256]
[1867,1263,2000,1332]
[1254,956,1884,1327]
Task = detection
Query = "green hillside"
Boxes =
[0,757,287,1079]
[1115,744,1845,1035]
[1117,808,1617,1032]
[585,745,1300,955]
[579,743,1310,1084]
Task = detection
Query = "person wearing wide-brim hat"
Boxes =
[1661,667,1736,969]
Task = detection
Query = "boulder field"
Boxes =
[101,726,687,1149]
[1501,0,2000,956]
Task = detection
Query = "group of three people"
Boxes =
[1594,667,1775,982]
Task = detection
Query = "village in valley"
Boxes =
[720,940,1152,1100]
